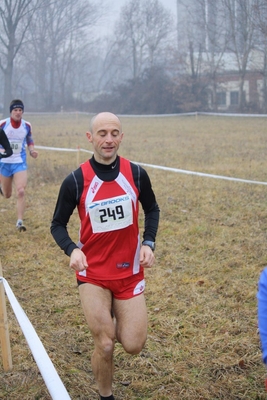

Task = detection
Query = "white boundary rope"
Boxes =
[34,145,267,186]
[131,161,267,186]
[0,277,71,400]
[35,145,92,154]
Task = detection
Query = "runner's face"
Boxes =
[87,114,123,164]
[10,108,23,121]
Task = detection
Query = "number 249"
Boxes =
[99,205,124,223]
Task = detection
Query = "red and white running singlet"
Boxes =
[77,157,142,281]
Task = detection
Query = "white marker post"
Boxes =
[0,260,12,371]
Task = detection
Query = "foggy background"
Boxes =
[102,0,177,33]
[0,0,266,116]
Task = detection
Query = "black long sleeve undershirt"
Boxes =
[51,156,160,257]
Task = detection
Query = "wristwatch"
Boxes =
[142,240,155,251]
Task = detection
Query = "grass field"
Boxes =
[0,112,267,399]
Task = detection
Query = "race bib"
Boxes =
[10,141,22,154]
[87,194,133,233]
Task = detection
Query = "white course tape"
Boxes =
[0,277,71,400]
[34,145,267,185]
[35,145,93,154]
[133,161,267,186]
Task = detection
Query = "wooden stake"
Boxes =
[0,260,12,371]
[77,146,80,167]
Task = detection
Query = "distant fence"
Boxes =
[25,111,267,118]
[116,111,267,118]
[34,145,267,186]
[0,261,71,400]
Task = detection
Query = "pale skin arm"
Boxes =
[28,145,38,158]
[140,245,155,268]
[69,248,88,271]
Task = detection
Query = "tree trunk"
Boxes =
[3,55,14,116]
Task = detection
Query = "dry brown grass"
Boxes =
[0,112,267,399]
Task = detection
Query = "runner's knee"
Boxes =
[122,336,146,355]
[17,187,25,198]
[96,336,115,359]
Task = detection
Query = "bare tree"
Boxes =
[196,0,232,110]
[114,0,173,80]
[173,0,207,112]
[115,0,145,80]
[0,0,45,115]
[51,0,99,110]
[14,0,102,111]
[223,0,258,111]
[22,3,51,110]
[176,0,202,75]
[37,0,98,110]
[254,0,267,112]
[142,0,173,66]
[91,38,123,92]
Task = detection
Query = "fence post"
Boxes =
[77,146,80,167]
[0,260,12,371]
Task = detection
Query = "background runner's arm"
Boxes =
[0,128,13,158]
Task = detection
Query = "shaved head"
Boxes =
[90,112,122,134]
